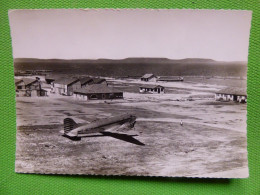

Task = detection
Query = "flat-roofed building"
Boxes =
[139,85,165,94]
[215,87,247,103]
[157,76,184,82]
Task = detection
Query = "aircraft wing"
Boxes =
[104,123,129,133]
[105,124,139,136]
[100,132,145,146]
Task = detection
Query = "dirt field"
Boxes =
[15,77,248,177]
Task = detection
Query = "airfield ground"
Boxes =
[15,77,248,177]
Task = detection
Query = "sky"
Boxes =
[9,9,252,61]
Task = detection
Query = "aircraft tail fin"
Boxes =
[64,118,78,134]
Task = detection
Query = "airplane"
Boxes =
[59,114,145,145]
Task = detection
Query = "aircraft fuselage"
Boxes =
[67,114,136,137]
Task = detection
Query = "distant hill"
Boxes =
[14,58,247,77]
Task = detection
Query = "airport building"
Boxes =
[78,77,107,87]
[45,74,58,84]
[15,78,47,97]
[139,85,165,94]
[73,84,123,100]
[92,78,107,85]
[215,87,247,103]
[157,76,184,82]
[51,78,81,96]
[141,74,157,82]
[79,77,94,87]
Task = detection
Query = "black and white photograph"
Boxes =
[9,9,252,178]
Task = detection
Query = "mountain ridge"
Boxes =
[14,57,246,64]
[14,57,247,77]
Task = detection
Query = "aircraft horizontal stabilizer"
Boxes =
[66,131,78,137]
[59,130,77,137]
